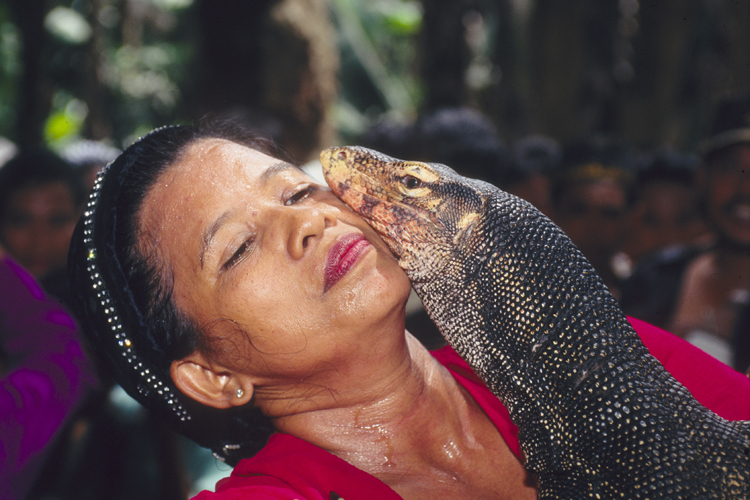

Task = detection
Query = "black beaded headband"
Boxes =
[79,162,191,423]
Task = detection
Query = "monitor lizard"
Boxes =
[320,145,750,499]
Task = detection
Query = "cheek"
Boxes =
[51,223,77,247]
[336,255,410,320]
[210,306,321,379]
[707,177,736,205]
[0,226,32,251]
[213,277,311,349]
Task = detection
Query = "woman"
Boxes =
[68,122,750,499]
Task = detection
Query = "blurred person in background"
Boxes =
[358,117,418,166]
[620,92,750,373]
[508,134,560,217]
[1,146,200,500]
[0,150,86,309]
[550,134,637,299]
[0,243,97,500]
[619,148,710,273]
[410,107,510,187]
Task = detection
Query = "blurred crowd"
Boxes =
[360,93,750,375]
[1,90,749,498]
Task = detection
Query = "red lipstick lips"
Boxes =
[324,233,371,292]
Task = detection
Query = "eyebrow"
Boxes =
[198,161,297,270]
[261,161,297,184]
[199,211,232,270]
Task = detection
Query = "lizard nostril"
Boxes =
[337,150,347,160]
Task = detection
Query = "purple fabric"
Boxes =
[0,256,98,500]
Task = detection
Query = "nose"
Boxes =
[285,201,339,259]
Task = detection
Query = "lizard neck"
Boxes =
[415,193,641,407]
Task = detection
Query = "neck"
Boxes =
[269,333,478,478]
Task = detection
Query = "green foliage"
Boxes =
[44,93,88,147]
[380,2,422,35]
[93,1,196,145]
[44,7,92,45]
[1,0,426,149]
[0,0,196,149]
[332,0,424,141]
[3,0,740,153]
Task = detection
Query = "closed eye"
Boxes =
[223,238,254,270]
[285,185,315,206]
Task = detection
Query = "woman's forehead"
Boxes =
[182,139,309,192]
[140,138,305,242]
[181,137,279,175]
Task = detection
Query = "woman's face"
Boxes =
[704,144,750,247]
[553,179,627,267]
[139,138,412,389]
[0,182,80,278]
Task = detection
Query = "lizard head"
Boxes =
[320,145,491,282]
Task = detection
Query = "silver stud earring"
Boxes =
[236,389,244,399]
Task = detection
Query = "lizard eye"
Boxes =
[401,175,422,190]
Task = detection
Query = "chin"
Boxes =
[366,272,411,317]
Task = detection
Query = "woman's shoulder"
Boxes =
[630,317,750,421]
[192,479,301,500]
[432,319,750,423]
[191,433,402,500]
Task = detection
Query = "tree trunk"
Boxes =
[192,0,338,163]
[7,0,50,148]
[418,0,473,111]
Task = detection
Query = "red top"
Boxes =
[193,318,750,500]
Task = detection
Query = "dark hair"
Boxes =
[412,107,508,185]
[701,91,750,161]
[513,135,561,177]
[551,133,638,208]
[635,148,699,190]
[505,134,561,188]
[68,121,283,465]
[0,149,86,219]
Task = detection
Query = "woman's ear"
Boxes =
[171,352,253,409]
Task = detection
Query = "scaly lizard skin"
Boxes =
[320,145,750,499]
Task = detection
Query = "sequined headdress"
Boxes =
[68,125,273,465]
[76,161,191,420]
